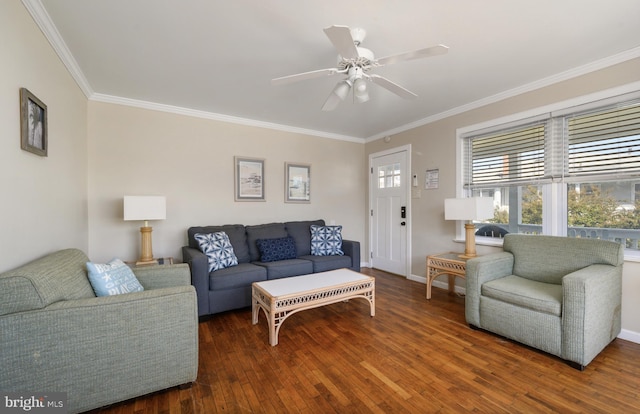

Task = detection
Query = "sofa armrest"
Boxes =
[133,263,190,289]
[0,286,198,413]
[182,246,210,316]
[342,239,361,271]
[465,251,514,326]
[562,264,622,366]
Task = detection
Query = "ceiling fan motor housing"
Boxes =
[337,47,375,71]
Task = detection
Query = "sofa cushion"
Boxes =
[299,255,352,273]
[246,223,288,261]
[285,220,325,256]
[481,275,563,316]
[310,225,344,256]
[0,249,95,316]
[209,263,267,290]
[255,259,314,280]
[256,236,297,262]
[195,232,239,272]
[86,258,145,296]
[188,225,250,263]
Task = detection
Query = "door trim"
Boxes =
[368,144,412,278]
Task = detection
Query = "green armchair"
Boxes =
[465,234,623,370]
[0,249,198,413]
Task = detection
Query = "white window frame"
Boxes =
[455,81,640,261]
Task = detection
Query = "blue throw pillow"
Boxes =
[256,236,297,262]
[86,258,144,297]
[310,225,344,256]
[194,231,239,272]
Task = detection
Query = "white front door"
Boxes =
[370,146,410,276]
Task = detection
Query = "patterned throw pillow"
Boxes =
[194,231,239,272]
[86,258,144,297]
[310,225,344,256]
[256,237,297,262]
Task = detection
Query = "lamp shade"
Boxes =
[444,197,493,221]
[124,196,166,221]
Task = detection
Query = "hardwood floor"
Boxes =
[93,268,640,413]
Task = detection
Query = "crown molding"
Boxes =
[21,0,94,98]
[90,93,364,143]
[366,46,640,142]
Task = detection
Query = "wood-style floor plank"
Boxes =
[89,268,640,413]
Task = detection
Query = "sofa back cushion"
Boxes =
[0,248,95,316]
[285,219,325,256]
[188,225,250,263]
[503,234,624,284]
[246,223,288,262]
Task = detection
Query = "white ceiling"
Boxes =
[25,0,640,141]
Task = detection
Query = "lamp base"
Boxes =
[461,222,478,259]
[138,226,156,265]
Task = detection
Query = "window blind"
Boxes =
[567,101,640,178]
[464,122,547,188]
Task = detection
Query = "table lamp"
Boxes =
[124,196,166,265]
[444,197,494,259]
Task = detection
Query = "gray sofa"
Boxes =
[0,249,198,413]
[182,219,361,318]
[465,234,623,370]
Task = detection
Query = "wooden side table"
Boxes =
[426,252,469,299]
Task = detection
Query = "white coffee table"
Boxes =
[252,268,375,346]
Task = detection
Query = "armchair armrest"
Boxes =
[133,263,190,289]
[562,264,622,366]
[182,246,210,316]
[465,251,514,326]
[342,240,361,271]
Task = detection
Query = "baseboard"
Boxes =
[618,329,640,344]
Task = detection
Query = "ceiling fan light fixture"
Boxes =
[334,81,351,100]
[353,78,369,103]
[354,78,367,94]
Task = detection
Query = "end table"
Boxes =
[426,252,470,299]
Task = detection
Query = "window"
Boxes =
[460,91,640,253]
[378,163,401,188]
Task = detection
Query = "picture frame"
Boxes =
[235,156,265,201]
[285,162,310,203]
[20,88,48,157]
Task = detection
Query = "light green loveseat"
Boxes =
[0,249,198,413]
[465,234,623,370]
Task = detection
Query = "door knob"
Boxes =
[401,221,406,226]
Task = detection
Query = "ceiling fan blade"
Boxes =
[272,68,340,86]
[323,25,359,60]
[322,80,351,111]
[375,44,449,66]
[369,75,418,99]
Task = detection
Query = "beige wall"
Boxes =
[87,102,366,263]
[0,1,88,272]
[365,58,640,339]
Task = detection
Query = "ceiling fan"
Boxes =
[271,25,449,111]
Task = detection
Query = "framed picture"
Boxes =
[20,88,47,157]
[235,157,265,201]
[285,162,310,203]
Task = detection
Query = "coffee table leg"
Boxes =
[369,282,376,316]
[269,300,278,346]
[251,288,260,325]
